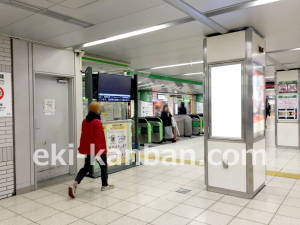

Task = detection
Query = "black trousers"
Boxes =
[75,154,108,186]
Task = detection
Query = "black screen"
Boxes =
[98,73,132,102]
[98,73,131,95]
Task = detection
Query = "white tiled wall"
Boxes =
[0,35,14,199]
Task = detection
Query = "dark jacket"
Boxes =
[178,103,187,115]
[161,111,172,126]
[78,112,107,155]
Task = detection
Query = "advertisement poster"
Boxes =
[253,65,265,138]
[0,72,12,117]
[279,81,297,93]
[278,95,298,120]
[106,123,128,161]
[44,99,56,116]
[197,102,203,114]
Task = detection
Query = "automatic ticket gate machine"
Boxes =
[145,117,163,143]
[138,118,152,144]
[189,114,202,135]
[198,113,204,134]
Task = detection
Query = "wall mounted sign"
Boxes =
[0,73,12,117]
[278,95,298,120]
[279,81,297,93]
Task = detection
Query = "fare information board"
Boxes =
[278,95,298,120]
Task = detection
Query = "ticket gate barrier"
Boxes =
[189,114,203,135]
[138,118,152,144]
[145,117,163,143]
[198,114,204,134]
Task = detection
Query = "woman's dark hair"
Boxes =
[163,104,168,112]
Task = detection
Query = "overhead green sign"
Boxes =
[140,90,153,103]
[196,94,203,103]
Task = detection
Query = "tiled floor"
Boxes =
[1,116,300,225]
[1,163,300,225]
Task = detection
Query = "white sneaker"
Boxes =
[101,185,115,191]
[68,184,76,198]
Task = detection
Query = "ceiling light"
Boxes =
[292,48,300,51]
[265,76,275,78]
[151,61,203,70]
[184,72,203,76]
[83,24,168,47]
[255,0,280,5]
[81,17,193,48]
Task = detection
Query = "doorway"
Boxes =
[34,74,75,182]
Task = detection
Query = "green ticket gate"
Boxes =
[189,114,202,135]
[198,114,204,134]
[138,118,152,144]
[145,117,163,143]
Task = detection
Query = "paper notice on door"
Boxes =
[44,99,56,115]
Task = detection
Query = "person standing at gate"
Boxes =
[178,102,187,115]
[161,105,176,143]
[69,102,114,198]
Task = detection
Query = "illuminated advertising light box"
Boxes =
[210,63,242,139]
[253,63,265,139]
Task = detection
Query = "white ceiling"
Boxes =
[0,0,299,83]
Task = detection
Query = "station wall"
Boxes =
[0,36,14,199]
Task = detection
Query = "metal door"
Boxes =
[35,75,70,181]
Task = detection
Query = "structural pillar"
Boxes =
[204,29,266,198]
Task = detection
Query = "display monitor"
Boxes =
[98,73,131,102]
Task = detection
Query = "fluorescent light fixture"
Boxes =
[138,83,153,88]
[184,72,203,76]
[151,61,203,70]
[265,76,275,78]
[292,48,300,51]
[83,24,169,48]
[255,0,280,6]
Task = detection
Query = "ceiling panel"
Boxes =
[44,3,188,47]
[48,0,165,24]
[21,0,56,8]
[59,0,97,10]
[0,4,35,29]
[101,35,203,63]
[209,0,300,50]
[82,21,211,61]
[48,0,66,3]
[130,46,202,70]
[0,14,81,41]
[184,0,249,13]
[268,50,300,65]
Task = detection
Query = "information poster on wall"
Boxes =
[106,123,128,162]
[44,99,56,115]
[253,65,265,139]
[197,103,203,114]
[139,90,153,117]
[105,104,114,121]
[0,72,12,117]
[113,102,122,118]
[279,81,297,93]
[278,95,298,120]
